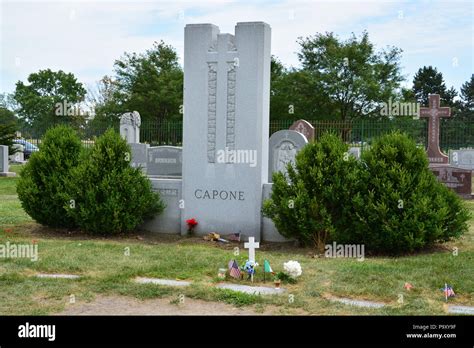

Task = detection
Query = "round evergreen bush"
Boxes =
[349,132,469,253]
[263,133,360,249]
[65,128,164,234]
[17,125,82,228]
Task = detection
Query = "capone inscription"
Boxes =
[194,189,244,201]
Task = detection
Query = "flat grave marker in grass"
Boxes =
[36,273,81,279]
[328,297,386,309]
[134,277,191,287]
[447,305,474,315]
[216,283,286,295]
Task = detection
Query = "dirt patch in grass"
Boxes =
[57,295,294,315]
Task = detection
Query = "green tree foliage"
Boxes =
[65,129,164,234]
[350,132,469,253]
[264,132,469,254]
[107,40,183,124]
[17,125,82,228]
[296,31,403,120]
[270,56,337,120]
[263,133,359,249]
[13,69,87,137]
[412,66,456,106]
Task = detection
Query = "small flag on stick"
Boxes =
[263,259,274,282]
[228,260,241,279]
[442,283,455,302]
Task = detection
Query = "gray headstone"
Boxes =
[216,283,286,295]
[181,22,271,240]
[120,111,141,144]
[147,146,182,177]
[129,143,149,171]
[449,149,474,170]
[0,145,8,172]
[9,144,24,163]
[348,147,361,160]
[268,130,308,182]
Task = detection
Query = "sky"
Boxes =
[0,0,473,96]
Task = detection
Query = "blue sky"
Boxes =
[0,0,472,97]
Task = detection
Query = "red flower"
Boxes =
[186,218,198,228]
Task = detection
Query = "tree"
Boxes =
[270,56,337,121]
[112,40,183,123]
[460,75,474,110]
[296,31,403,120]
[412,66,456,106]
[13,69,87,137]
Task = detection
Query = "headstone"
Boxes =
[181,22,271,239]
[430,165,472,198]
[147,146,182,177]
[449,149,474,170]
[244,237,259,263]
[216,283,286,295]
[9,144,24,163]
[289,119,315,141]
[420,94,451,164]
[268,130,308,181]
[120,111,141,144]
[0,145,16,177]
[348,147,361,160]
[129,143,149,171]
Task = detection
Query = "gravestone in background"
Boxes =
[129,143,149,172]
[181,22,271,240]
[420,94,451,164]
[0,145,16,177]
[348,147,361,160]
[289,119,315,142]
[9,144,24,163]
[120,111,141,144]
[147,146,182,177]
[268,130,308,182]
[449,149,474,170]
[430,165,472,198]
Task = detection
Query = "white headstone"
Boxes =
[181,22,271,240]
[268,130,308,181]
[9,144,24,163]
[120,111,141,144]
[244,237,259,263]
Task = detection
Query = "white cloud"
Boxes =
[0,0,472,94]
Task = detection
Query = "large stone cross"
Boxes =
[205,34,239,162]
[420,94,451,164]
[244,237,259,263]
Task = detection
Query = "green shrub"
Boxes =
[263,133,360,249]
[66,128,164,234]
[348,132,469,253]
[17,125,81,227]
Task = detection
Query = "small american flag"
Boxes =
[227,233,241,242]
[443,284,455,299]
[228,260,241,279]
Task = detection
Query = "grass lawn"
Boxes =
[0,164,473,315]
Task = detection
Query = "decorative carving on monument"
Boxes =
[289,119,315,141]
[120,111,141,128]
[226,62,236,152]
[119,111,141,143]
[276,141,297,175]
[207,63,218,163]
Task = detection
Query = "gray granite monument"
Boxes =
[120,111,141,144]
[0,145,16,177]
[181,22,271,240]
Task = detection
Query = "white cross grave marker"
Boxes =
[244,237,259,263]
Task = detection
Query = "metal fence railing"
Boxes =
[16,118,474,151]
